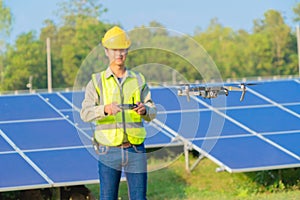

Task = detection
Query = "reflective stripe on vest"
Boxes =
[92,70,146,146]
[95,122,144,130]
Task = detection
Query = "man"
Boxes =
[80,26,156,200]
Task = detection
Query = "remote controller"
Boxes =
[118,104,138,109]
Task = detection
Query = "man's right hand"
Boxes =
[104,102,121,115]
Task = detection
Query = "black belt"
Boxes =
[117,142,132,148]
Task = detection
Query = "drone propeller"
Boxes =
[185,84,190,102]
[240,83,259,101]
[242,83,258,86]
[177,84,191,101]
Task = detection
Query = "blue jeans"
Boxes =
[98,143,147,200]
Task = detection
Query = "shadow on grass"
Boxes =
[244,168,300,192]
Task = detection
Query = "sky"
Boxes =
[3,0,300,44]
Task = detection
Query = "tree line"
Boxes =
[1,0,300,91]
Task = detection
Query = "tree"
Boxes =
[56,0,107,26]
[193,18,240,79]
[0,0,12,40]
[0,0,12,90]
[1,0,110,91]
[3,32,46,91]
[126,22,201,84]
[293,3,300,23]
[252,10,295,75]
[193,10,297,79]
[39,20,65,88]
[52,0,109,87]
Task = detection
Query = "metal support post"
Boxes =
[184,141,205,172]
[51,187,61,200]
[297,25,300,77]
[184,142,191,173]
[47,37,52,93]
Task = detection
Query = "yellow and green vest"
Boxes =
[92,70,147,146]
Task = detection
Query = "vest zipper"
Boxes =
[117,78,128,143]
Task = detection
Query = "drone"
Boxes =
[177,83,257,101]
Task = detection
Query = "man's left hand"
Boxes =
[133,102,146,115]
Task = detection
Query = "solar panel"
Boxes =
[157,111,250,139]
[226,106,300,133]
[41,93,73,110]
[192,135,300,172]
[286,104,300,114]
[25,147,99,186]
[249,79,300,104]
[1,78,300,192]
[0,151,50,190]
[263,132,300,155]
[0,94,62,122]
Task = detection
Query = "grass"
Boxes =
[87,152,300,200]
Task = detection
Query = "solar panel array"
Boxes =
[0,91,174,192]
[1,78,300,192]
[152,79,300,173]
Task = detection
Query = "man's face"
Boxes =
[105,48,128,67]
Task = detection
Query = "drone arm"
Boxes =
[217,89,228,96]
[177,85,191,101]
[240,91,245,101]
[239,85,246,101]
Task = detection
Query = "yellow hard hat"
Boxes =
[102,26,131,49]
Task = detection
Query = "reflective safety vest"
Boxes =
[92,70,147,146]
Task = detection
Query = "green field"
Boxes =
[88,153,300,200]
